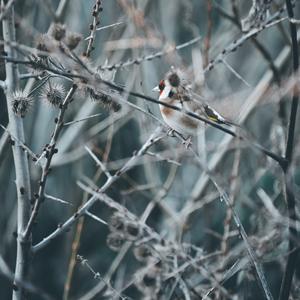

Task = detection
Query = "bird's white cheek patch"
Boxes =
[159,86,172,101]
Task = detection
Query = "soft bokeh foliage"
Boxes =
[0,1,299,299]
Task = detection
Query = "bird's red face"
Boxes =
[158,80,165,95]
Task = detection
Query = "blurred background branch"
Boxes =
[0,1,299,299]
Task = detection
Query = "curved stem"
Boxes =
[279,1,299,299]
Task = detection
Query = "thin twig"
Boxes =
[23,84,77,239]
[0,46,288,167]
[63,113,102,126]
[183,145,274,300]
[204,0,213,67]
[85,211,107,225]
[85,145,112,178]
[279,1,299,299]
[44,193,73,206]
[0,124,40,163]
[0,0,15,23]
[98,36,201,71]
[95,21,124,31]
[85,0,102,57]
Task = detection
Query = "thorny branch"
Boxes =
[32,127,166,252]
[23,84,77,239]
[85,0,102,57]
[0,47,288,166]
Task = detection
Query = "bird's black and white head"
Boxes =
[152,70,181,101]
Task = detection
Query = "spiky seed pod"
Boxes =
[108,212,125,232]
[11,90,33,118]
[87,87,121,112]
[133,244,153,262]
[124,221,140,240]
[49,23,66,41]
[106,232,125,251]
[64,32,82,50]
[41,83,66,107]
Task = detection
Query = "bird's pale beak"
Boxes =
[152,86,160,92]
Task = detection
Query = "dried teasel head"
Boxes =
[12,90,33,118]
[49,23,66,41]
[40,82,66,107]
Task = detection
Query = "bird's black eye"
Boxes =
[159,80,165,91]
[168,90,174,98]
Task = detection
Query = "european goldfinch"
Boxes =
[153,69,236,137]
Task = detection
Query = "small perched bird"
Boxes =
[152,69,237,137]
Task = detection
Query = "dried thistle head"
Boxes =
[49,23,66,41]
[12,90,33,118]
[40,82,66,107]
[64,32,82,50]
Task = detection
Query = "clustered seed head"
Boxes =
[12,90,33,118]
[50,23,66,41]
[106,210,189,299]
[64,32,82,50]
[41,82,66,107]
[37,27,82,59]
[105,208,206,298]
